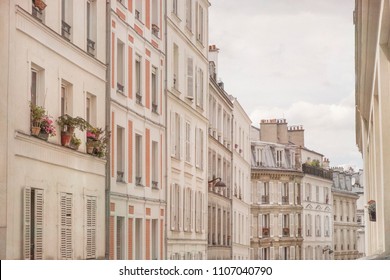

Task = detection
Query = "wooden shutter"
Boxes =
[257,248,262,260]
[257,181,262,204]
[201,192,205,233]
[279,246,283,260]
[170,184,175,230]
[290,246,295,260]
[60,193,72,259]
[289,182,294,205]
[278,182,282,204]
[23,187,32,260]
[278,213,282,237]
[190,189,194,232]
[86,196,97,259]
[270,213,274,237]
[178,185,182,231]
[289,213,294,237]
[270,247,274,260]
[34,188,44,260]
[170,112,175,156]
[183,189,188,232]
[187,57,193,98]
[269,182,274,204]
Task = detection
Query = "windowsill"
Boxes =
[196,38,205,49]
[135,17,144,26]
[116,89,127,97]
[171,86,181,95]
[185,26,193,36]
[185,96,194,102]
[117,0,127,10]
[171,12,181,23]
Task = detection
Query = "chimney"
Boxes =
[288,125,305,147]
[260,119,278,143]
[209,45,219,80]
[322,157,330,170]
[277,119,288,144]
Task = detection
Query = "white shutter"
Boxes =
[86,196,97,259]
[278,182,282,204]
[60,192,72,259]
[187,57,193,98]
[289,213,294,237]
[183,190,188,232]
[258,248,262,260]
[269,182,274,204]
[190,190,194,232]
[270,247,274,260]
[270,214,274,237]
[170,112,175,156]
[201,193,205,233]
[290,246,295,260]
[279,246,284,260]
[179,116,183,160]
[170,184,175,230]
[257,181,262,204]
[258,214,262,238]
[179,185,183,231]
[289,182,293,205]
[23,187,32,260]
[278,213,282,237]
[250,214,253,238]
[259,181,264,204]
[295,214,299,237]
[34,188,44,260]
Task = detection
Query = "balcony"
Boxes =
[261,195,269,204]
[282,196,289,205]
[152,181,158,189]
[283,227,290,237]
[302,163,333,180]
[61,20,71,41]
[262,227,270,237]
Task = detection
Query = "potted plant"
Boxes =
[38,115,56,140]
[69,134,81,150]
[57,115,88,146]
[30,103,46,136]
[368,200,376,222]
[33,0,47,10]
[86,127,110,158]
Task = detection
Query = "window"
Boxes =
[135,218,142,259]
[283,214,289,236]
[195,191,204,233]
[306,214,312,236]
[262,214,270,237]
[186,57,194,99]
[276,150,283,167]
[30,65,45,108]
[135,0,142,21]
[316,186,319,202]
[305,183,311,201]
[61,80,73,116]
[151,219,158,260]
[185,122,191,163]
[171,112,181,159]
[135,55,142,104]
[172,0,178,15]
[86,93,96,126]
[135,134,142,185]
[152,0,160,37]
[152,141,158,189]
[117,40,125,94]
[196,2,204,44]
[23,187,44,260]
[87,0,96,55]
[151,67,158,113]
[116,126,125,182]
[186,0,192,30]
[116,217,125,259]
[282,183,289,204]
[173,44,179,90]
[32,0,45,22]
[196,68,204,108]
[315,215,321,237]
[61,0,72,40]
[324,216,330,237]
[60,192,73,260]
[86,196,97,259]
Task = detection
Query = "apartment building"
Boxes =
[300,149,333,260]
[207,46,233,260]
[231,98,252,260]
[331,168,360,260]
[166,0,210,259]
[0,0,107,259]
[250,120,304,260]
[355,0,390,258]
[352,170,365,258]
[108,0,166,260]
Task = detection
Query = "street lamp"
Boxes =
[208,177,226,188]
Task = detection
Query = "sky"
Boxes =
[209,0,362,169]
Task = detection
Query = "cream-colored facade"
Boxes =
[250,120,304,260]
[332,169,360,260]
[166,0,210,259]
[207,46,233,260]
[0,0,107,259]
[231,99,252,260]
[108,0,166,260]
[355,0,390,258]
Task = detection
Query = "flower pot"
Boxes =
[369,211,376,222]
[86,142,94,154]
[38,132,49,141]
[61,131,72,147]
[31,126,41,136]
[34,0,47,10]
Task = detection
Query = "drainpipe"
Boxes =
[230,113,234,259]
[164,0,168,260]
[105,0,112,260]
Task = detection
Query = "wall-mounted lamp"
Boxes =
[208,177,226,188]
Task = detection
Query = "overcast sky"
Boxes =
[209,0,362,169]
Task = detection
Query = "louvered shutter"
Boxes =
[170,184,175,230]
[187,57,193,98]
[249,214,253,238]
[24,187,32,260]
[289,182,293,205]
[60,193,72,259]
[278,182,282,204]
[183,190,188,232]
[269,182,274,204]
[289,213,294,237]
[201,193,205,233]
[290,246,295,260]
[86,196,97,259]
[179,116,183,160]
[170,112,175,156]
[270,247,274,260]
[190,190,194,232]
[258,214,262,238]
[258,248,262,260]
[258,181,263,204]
[270,214,274,237]
[279,246,284,260]
[295,214,299,237]
[179,185,183,231]
[34,188,44,260]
